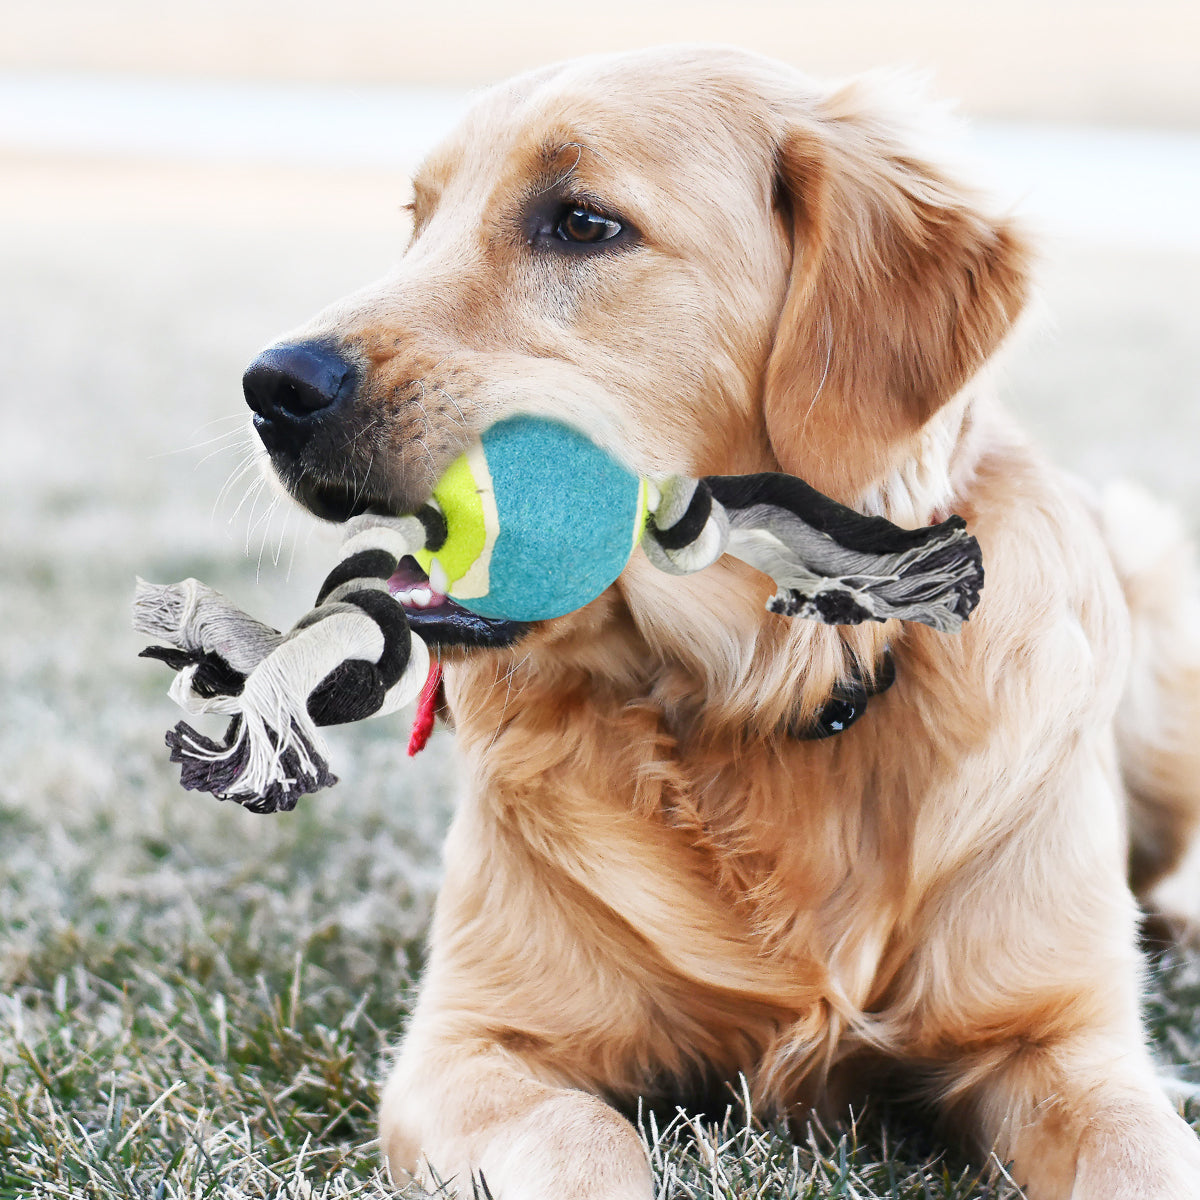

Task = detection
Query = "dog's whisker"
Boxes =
[214,465,260,525]
[270,500,295,568]
[252,494,282,576]
[482,650,533,757]
[194,430,257,470]
[431,385,468,429]
[243,479,271,544]
[225,467,264,523]
[283,513,303,582]
[190,412,250,432]
[213,458,251,510]
[214,443,262,512]
[537,140,587,196]
[347,437,379,512]
[411,401,439,488]
[233,475,267,535]
[338,414,381,459]
[154,425,250,461]
[153,413,248,457]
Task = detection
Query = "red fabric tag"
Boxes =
[407,658,443,757]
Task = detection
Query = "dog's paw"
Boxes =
[467,1092,652,1200]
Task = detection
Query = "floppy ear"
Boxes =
[763,83,1032,503]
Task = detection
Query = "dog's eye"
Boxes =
[524,195,635,254]
[555,205,622,245]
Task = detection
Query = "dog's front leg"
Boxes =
[905,736,1200,1198]
[946,1031,1200,1200]
[380,1013,653,1200]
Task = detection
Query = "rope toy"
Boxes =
[134,415,983,813]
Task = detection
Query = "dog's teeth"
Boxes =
[391,583,439,609]
[428,556,450,597]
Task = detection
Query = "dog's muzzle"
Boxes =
[243,340,390,521]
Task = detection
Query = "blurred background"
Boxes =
[1,2,1199,1193]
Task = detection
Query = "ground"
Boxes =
[1,153,1199,1198]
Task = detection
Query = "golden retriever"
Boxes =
[242,46,1200,1199]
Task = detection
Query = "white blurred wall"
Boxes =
[4,0,1199,126]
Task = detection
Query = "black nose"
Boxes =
[243,342,358,456]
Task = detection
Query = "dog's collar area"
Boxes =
[788,649,896,740]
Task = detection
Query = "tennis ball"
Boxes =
[413,416,647,622]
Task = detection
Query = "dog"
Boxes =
[241,46,1200,1200]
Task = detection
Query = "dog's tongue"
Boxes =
[407,657,443,756]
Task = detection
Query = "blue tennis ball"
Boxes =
[413,416,647,622]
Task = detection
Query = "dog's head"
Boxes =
[244,47,1029,716]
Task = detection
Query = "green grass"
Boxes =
[3,686,1200,1200]
[0,698,438,1199]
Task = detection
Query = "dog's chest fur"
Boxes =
[437,608,961,1102]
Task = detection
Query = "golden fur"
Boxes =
[269,47,1200,1199]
